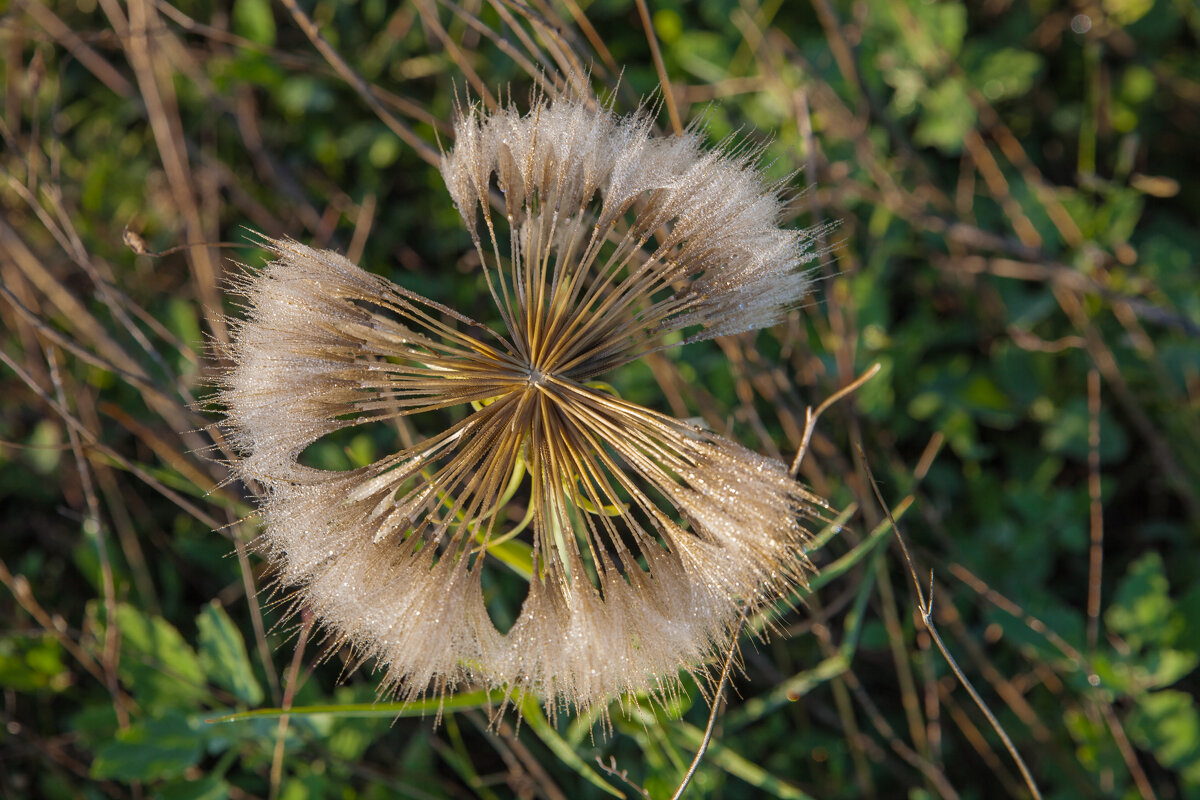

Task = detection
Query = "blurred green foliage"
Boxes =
[2,0,1199,798]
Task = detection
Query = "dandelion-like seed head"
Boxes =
[218,92,823,718]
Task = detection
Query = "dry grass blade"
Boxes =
[860,445,1044,800]
[269,610,314,800]
[1085,367,1104,652]
[124,0,228,344]
[276,0,442,167]
[634,0,681,136]
[0,348,223,530]
[44,348,126,728]
[790,363,881,477]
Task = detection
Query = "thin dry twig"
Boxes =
[437,0,558,92]
[876,554,932,763]
[0,349,223,531]
[790,363,881,477]
[411,0,498,110]
[1055,287,1200,524]
[947,563,1088,670]
[669,601,748,800]
[269,609,314,800]
[0,558,111,693]
[556,0,619,73]
[233,532,282,704]
[45,347,127,728]
[671,361,881,799]
[634,0,681,136]
[22,1,134,97]
[1098,700,1158,800]
[595,756,652,799]
[1085,368,1104,652]
[860,445,1045,800]
[275,0,442,168]
[842,666,961,799]
[123,0,228,345]
[479,713,569,800]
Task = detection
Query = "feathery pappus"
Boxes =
[217,92,825,718]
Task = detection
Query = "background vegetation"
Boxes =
[2,0,1198,797]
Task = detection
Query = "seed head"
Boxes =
[218,94,823,717]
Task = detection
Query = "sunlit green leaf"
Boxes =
[197,601,264,706]
[0,634,70,692]
[1128,690,1200,784]
[233,0,276,46]
[1106,553,1181,650]
[110,604,208,713]
[972,48,1042,102]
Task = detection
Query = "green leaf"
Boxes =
[156,775,232,800]
[0,634,70,692]
[111,603,207,713]
[71,704,120,745]
[165,296,202,372]
[920,1,966,57]
[197,601,264,706]
[26,420,62,475]
[486,538,533,580]
[1128,690,1200,783]
[914,77,976,155]
[728,653,849,726]
[959,372,1017,426]
[806,497,910,594]
[972,48,1042,102]
[1140,649,1200,690]
[207,687,510,723]
[1041,397,1129,464]
[90,711,205,781]
[1065,705,1122,776]
[887,0,966,64]
[1121,65,1157,104]
[1106,553,1181,650]
[324,687,391,761]
[1094,647,1199,695]
[1103,0,1154,27]
[233,0,276,46]
[368,133,401,169]
[279,77,335,118]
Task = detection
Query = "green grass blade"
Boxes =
[726,654,850,729]
[803,503,858,555]
[520,697,626,798]
[673,721,817,799]
[206,688,509,723]
[487,538,533,580]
